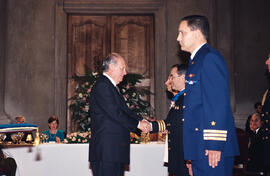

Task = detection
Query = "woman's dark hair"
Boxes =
[48,115,59,124]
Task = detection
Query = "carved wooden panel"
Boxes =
[111,16,154,80]
[68,16,108,76]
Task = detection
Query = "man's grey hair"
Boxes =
[102,53,121,72]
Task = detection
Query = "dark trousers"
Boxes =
[91,161,125,176]
[192,155,234,176]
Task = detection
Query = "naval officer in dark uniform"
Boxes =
[151,64,189,176]
[177,15,239,176]
[261,53,270,175]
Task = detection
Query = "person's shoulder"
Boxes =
[93,75,112,88]
[202,46,225,66]
[57,129,65,134]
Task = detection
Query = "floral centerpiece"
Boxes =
[130,132,141,144]
[64,131,91,144]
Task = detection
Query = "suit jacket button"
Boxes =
[168,131,171,134]
[262,114,265,117]
[168,147,171,150]
[195,128,198,131]
[266,120,269,123]
[168,139,171,142]
[191,61,194,64]
[266,136,269,140]
[266,128,269,131]
[267,112,269,115]
[182,118,184,122]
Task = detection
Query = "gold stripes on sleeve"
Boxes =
[203,129,227,141]
[262,89,269,106]
[157,120,166,132]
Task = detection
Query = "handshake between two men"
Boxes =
[137,119,152,133]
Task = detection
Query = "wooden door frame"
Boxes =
[55,0,167,132]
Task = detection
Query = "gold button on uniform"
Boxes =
[266,112,269,115]
[266,136,269,140]
[266,120,269,123]
[262,114,265,117]
[182,119,184,122]
[189,74,195,78]
[211,121,216,126]
[195,128,198,131]
[183,105,186,109]
[183,93,186,96]
[192,61,194,64]
[266,128,269,131]
[168,139,171,142]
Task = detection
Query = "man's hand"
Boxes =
[55,137,61,143]
[138,120,151,133]
[186,160,193,176]
[205,150,221,168]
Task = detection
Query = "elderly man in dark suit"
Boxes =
[247,113,264,173]
[177,15,239,176]
[89,53,151,176]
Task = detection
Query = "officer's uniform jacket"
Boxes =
[261,88,270,165]
[152,94,188,175]
[183,43,239,160]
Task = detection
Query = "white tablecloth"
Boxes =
[3,143,167,176]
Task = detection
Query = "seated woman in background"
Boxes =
[43,116,65,143]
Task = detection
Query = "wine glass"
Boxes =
[17,132,24,144]
[26,134,33,144]
[141,132,150,144]
[0,133,6,144]
[158,132,166,143]
[40,134,49,143]
[11,133,19,144]
[39,133,48,143]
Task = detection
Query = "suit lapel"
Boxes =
[101,75,126,103]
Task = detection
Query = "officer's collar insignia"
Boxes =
[188,74,195,78]
[186,80,198,85]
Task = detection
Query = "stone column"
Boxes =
[0,0,12,123]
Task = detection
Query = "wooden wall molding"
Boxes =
[63,0,164,13]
